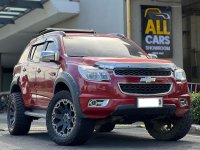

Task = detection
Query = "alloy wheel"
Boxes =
[8,101,16,128]
[52,99,76,137]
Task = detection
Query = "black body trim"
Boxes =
[112,104,177,121]
[54,72,84,118]
[10,76,20,93]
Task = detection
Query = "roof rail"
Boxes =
[37,28,95,36]
[109,33,126,39]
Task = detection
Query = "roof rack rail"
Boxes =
[109,33,126,39]
[37,28,95,36]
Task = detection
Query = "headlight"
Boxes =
[174,69,186,81]
[78,65,110,81]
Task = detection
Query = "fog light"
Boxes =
[88,99,109,107]
[179,98,188,106]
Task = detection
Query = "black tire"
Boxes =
[46,91,95,146]
[145,111,192,141]
[7,92,32,135]
[95,123,115,132]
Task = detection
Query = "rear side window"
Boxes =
[30,46,37,60]
[18,45,31,64]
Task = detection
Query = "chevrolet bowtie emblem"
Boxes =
[140,77,156,83]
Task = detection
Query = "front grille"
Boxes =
[114,69,171,76]
[119,83,172,95]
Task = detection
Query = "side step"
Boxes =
[25,109,46,118]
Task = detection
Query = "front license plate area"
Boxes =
[137,98,163,108]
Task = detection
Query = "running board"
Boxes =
[25,110,46,118]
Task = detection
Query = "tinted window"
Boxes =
[64,36,147,58]
[32,44,45,62]
[19,45,31,63]
[46,42,57,52]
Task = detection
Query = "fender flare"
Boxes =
[10,76,20,93]
[54,72,85,118]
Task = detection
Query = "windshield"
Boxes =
[64,36,147,58]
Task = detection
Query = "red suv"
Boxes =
[7,28,192,146]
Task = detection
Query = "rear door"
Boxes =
[27,41,46,108]
[18,45,34,107]
[36,37,60,109]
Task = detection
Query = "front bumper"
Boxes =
[80,95,190,119]
[78,74,190,119]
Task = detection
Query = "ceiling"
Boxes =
[0,0,79,68]
[0,0,48,27]
[182,0,200,16]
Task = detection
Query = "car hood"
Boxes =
[82,57,177,70]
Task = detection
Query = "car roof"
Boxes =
[29,28,127,45]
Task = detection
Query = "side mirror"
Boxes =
[148,54,158,59]
[40,51,57,62]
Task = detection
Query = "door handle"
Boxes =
[37,68,41,73]
[49,72,56,76]
[22,67,26,72]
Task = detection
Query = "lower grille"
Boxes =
[119,83,172,95]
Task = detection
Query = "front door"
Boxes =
[36,38,60,109]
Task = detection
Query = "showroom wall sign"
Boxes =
[141,5,172,58]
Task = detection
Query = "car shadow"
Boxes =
[23,129,195,149]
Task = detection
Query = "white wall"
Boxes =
[131,0,183,67]
[53,0,125,34]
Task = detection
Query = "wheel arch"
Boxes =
[54,72,85,118]
[10,77,21,93]
[54,82,70,94]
